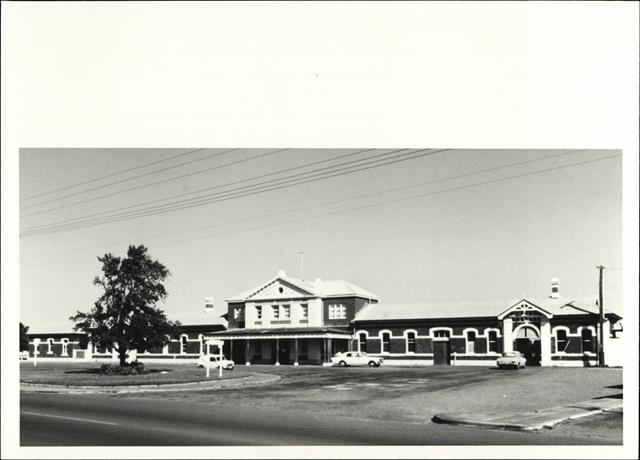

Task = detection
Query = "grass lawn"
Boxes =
[20,361,249,386]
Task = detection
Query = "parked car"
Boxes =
[19,351,29,361]
[496,351,526,369]
[197,355,235,370]
[331,351,383,367]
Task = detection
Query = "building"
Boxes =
[210,270,379,365]
[208,272,623,367]
[25,272,623,368]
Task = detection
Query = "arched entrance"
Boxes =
[513,325,541,366]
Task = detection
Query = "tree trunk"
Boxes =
[118,349,128,366]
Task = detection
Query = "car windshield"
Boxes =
[502,352,517,357]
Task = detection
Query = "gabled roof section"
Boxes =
[497,299,553,320]
[226,271,379,303]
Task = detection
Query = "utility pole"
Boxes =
[596,265,606,367]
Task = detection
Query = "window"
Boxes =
[300,304,308,319]
[234,306,245,321]
[359,333,367,353]
[433,330,450,338]
[556,330,568,352]
[466,331,476,354]
[488,331,498,353]
[180,336,188,354]
[381,332,391,353]
[328,304,346,319]
[406,332,416,353]
[255,305,262,320]
[272,305,280,319]
[199,335,206,354]
[282,305,291,319]
[581,329,595,353]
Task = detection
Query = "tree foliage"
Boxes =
[20,322,30,352]
[70,245,180,366]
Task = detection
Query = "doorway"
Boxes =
[433,341,451,365]
[514,338,541,366]
[272,339,291,365]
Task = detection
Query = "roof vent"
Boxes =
[550,278,560,299]
[277,270,286,277]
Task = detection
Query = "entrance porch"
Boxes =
[207,327,353,366]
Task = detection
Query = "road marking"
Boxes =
[21,411,118,426]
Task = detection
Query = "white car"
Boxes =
[331,351,384,368]
[496,351,526,369]
[197,355,235,370]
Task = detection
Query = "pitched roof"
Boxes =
[355,295,620,322]
[226,271,379,302]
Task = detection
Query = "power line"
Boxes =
[19,149,586,259]
[20,147,241,211]
[21,148,436,235]
[22,148,372,218]
[20,147,207,201]
[20,152,620,268]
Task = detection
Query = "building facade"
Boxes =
[25,273,623,368]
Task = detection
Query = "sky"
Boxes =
[19,149,623,332]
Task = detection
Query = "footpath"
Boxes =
[433,396,622,431]
[20,372,281,394]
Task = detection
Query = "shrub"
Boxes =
[98,361,146,375]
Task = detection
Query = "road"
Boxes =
[20,392,616,446]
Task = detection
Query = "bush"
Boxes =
[98,361,146,375]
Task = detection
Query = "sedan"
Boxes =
[496,351,526,369]
[331,351,383,367]
[197,355,235,370]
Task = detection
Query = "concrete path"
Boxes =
[433,397,622,431]
[20,372,281,394]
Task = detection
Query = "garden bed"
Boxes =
[20,361,246,386]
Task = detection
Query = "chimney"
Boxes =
[550,278,560,299]
[277,270,286,277]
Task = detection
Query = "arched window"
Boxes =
[466,331,476,354]
[406,332,416,353]
[556,330,568,352]
[488,331,498,353]
[358,333,367,353]
[381,332,391,353]
[581,328,595,353]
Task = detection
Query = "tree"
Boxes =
[70,245,180,366]
[20,322,30,352]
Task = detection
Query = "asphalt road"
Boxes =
[20,392,617,446]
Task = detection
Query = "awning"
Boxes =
[206,327,353,340]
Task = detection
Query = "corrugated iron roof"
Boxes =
[355,295,620,321]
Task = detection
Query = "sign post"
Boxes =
[33,338,40,367]
[204,339,224,379]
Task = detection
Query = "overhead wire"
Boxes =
[20,151,620,268]
[19,149,586,259]
[22,148,372,218]
[21,148,444,235]
[20,147,208,201]
[20,147,244,211]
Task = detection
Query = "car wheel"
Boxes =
[368,361,377,367]
[339,360,347,367]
